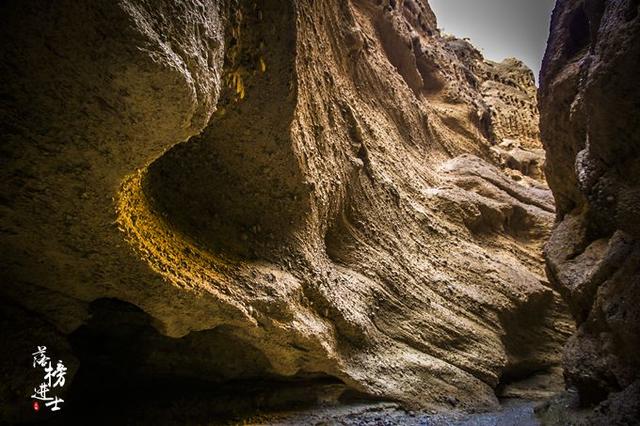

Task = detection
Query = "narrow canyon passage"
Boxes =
[1,0,638,425]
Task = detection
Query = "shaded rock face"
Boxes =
[1,0,570,421]
[539,0,640,421]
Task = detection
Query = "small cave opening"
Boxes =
[43,298,352,425]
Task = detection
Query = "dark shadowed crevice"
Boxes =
[495,289,562,399]
[566,5,591,58]
[415,48,446,95]
[142,0,309,262]
[376,9,424,95]
[625,0,640,21]
[47,298,349,425]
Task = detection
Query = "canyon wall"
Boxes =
[539,0,640,422]
[1,0,571,422]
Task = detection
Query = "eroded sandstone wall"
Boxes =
[443,37,546,181]
[539,0,640,422]
[1,0,570,421]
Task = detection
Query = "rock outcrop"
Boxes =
[444,37,545,181]
[539,0,640,423]
[446,39,541,149]
[1,0,570,422]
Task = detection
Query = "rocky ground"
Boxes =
[246,400,541,426]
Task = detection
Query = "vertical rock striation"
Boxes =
[539,0,640,422]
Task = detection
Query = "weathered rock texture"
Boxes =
[1,0,570,421]
[446,38,541,149]
[539,0,640,423]
[443,37,545,181]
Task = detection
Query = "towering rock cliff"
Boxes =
[1,0,570,422]
[539,0,640,423]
